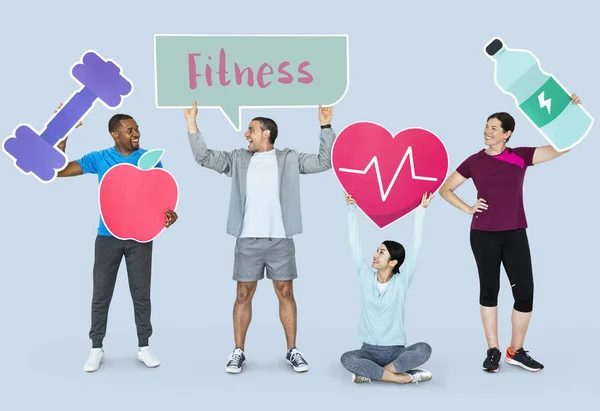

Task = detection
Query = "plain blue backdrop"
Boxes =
[0,1,597,410]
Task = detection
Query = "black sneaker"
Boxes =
[505,347,544,371]
[483,347,501,372]
[225,348,245,374]
[286,348,309,372]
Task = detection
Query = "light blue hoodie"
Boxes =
[347,203,426,346]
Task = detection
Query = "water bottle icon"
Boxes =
[484,37,594,151]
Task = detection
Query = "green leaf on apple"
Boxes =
[138,149,165,170]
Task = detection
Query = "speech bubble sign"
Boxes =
[98,149,179,243]
[332,122,449,229]
[2,50,133,184]
[154,34,349,131]
[484,37,594,152]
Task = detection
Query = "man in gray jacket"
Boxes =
[184,100,335,374]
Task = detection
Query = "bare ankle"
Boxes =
[397,373,412,384]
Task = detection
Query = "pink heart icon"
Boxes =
[332,122,449,229]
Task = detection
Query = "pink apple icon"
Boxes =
[98,149,179,242]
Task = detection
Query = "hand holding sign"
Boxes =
[419,191,435,208]
[345,190,435,212]
[319,105,334,125]
[55,102,83,150]
[183,99,199,125]
[155,34,348,131]
[163,210,178,228]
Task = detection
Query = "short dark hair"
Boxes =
[382,240,406,274]
[487,112,515,142]
[252,116,278,144]
[108,114,133,134]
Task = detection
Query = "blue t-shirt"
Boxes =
[76,147,163,236]
[347,203,426,346]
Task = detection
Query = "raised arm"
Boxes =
[55,103,84,177]
[298,105,336,174]
[345,194,371,279]
[399,193,430,287]
[184,100,234,176]
[55,137,83,177]
[532,145,569,165]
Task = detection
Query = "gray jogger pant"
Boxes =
[340,342,432,380]
[89,235,153,348]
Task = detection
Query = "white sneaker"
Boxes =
[404,369,433,385]
[84,348,104,372]
[351,373,373,384]
[137,346,161,368]
[225,348,246,374]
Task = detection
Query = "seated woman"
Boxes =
[340,192,433,385]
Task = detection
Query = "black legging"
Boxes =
[469,229,534,313]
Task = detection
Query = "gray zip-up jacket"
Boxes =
[187,129,336,237]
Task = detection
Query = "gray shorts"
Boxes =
[233,237,298,282]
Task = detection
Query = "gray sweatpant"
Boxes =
[89,235,153,348]
[341,342,432,380]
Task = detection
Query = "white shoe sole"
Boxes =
[483,365,500,372]
[84,357,104,373]
[137,355,160,368]
[225,360,245,374]
[225,366,242,374]
[286,359,309,372]
[138,361,160,367]
[504,357,542,372]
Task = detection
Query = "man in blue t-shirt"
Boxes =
[57,113,178,372]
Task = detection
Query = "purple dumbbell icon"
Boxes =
[2,50,133,183]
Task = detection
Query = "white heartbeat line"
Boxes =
[338,146,438,201]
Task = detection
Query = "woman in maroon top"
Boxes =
[439,93,582,373]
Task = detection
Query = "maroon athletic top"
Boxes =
[456,147,536,231]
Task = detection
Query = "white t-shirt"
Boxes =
[239,149,287,238]
[377,281,389,293]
